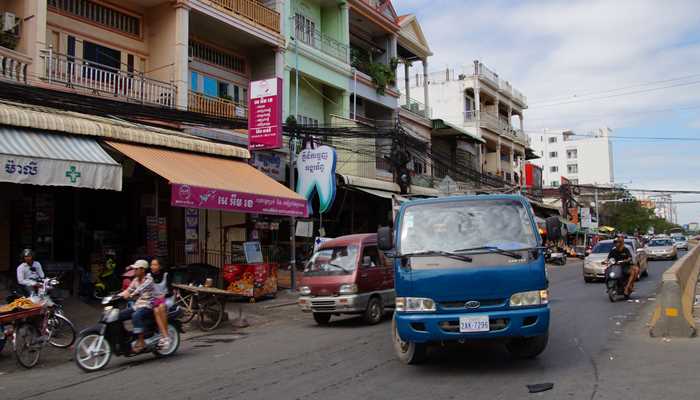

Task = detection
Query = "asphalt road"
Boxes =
[0,254,694,400]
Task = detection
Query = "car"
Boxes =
[646,238,678,260]
[673,236,689,251]
[583,239,648,283]
[298,233,395,325]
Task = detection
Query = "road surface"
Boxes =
[1,255,698,400]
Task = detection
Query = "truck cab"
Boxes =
[378,195,550,364]
[298,234,395,325]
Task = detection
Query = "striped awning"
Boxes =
[0,128,122,191]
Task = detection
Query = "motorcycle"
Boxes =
[74,295,182,372]
[545,247,567,266]
[604,258,630,302]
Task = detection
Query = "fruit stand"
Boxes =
[223,263,278,299]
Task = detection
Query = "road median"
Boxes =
[649,243,700,337]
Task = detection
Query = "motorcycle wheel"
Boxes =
[74,334,112,372]
[154,324,180,357]
[14,324,41,369]
[48,313,76,348]
[608,288,617,302]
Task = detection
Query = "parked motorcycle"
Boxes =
[545,248,567,265]
[604,258,630,302]
[74,295,182,372]
[93,257,121,299]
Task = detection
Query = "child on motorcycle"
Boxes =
[149,259,171,349]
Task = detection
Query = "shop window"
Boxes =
[83,41,121,70]
[203,76,218,97]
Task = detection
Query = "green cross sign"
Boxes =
[65,165,81,183]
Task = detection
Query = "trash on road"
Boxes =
[527,383,554,393]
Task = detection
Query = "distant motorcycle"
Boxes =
[545,248,567,266]
[74,295,182,372]
[604,258,630,302]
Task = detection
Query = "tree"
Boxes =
[600,200,680,234]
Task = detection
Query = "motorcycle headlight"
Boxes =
[298,286,311,296]
[510,290,549,307]
[395,297,436,312]
[339,284,358,295]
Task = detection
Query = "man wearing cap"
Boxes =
[16,249,45,297]
[607,236,637,296]
[119,260,154,353]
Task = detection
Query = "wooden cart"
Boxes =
[172,284,246,332]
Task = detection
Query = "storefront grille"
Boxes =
[48,0,141,37]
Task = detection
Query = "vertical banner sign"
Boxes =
[184,208,199,254]
[248,78,283,150]
[296,145,337,214]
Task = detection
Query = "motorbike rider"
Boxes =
[119,259,154,353]
[149,258,171,349]
[607,236,638,296]
[16,249,45,297]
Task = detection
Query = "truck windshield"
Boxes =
[399,199,538,255]
[304,245,359,276]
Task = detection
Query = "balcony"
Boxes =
[294,23,349,63]
[400,94,431,119]
[206,0,280,33]
[512,88,527,106]
[188,91,247,119]
[464,110,526,140]
[40,50,176,108]
[498,79,512,96]
[475,62,498,86]
[0,46,31,84]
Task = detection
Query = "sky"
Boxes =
[395,0,700,224]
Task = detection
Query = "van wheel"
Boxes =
[313,313,331,326]
[363,297,383,325]
[506,334,548,359]
[392,316,427,364]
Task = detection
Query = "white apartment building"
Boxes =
[402,60,530,186]
[529,128,614,187]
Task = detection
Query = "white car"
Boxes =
[583,239,648,282]
[646,238,678,260]
[673,236,689,251]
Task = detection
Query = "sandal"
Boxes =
[131,342,145,353]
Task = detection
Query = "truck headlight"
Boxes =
[338,284,358,295]
[299,286,311,296]
[509,290,548,307]
[395,297,436,312]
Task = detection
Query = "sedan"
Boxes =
[673,236,689,251]
[646,238,678,260]
[583,239,647,282]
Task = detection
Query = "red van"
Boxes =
[298,234,395,325]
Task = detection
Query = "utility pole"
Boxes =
[288,25,300,291]
[594,188,599,227]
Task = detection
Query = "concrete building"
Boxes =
[529,128,614,187]
[401,61,530,187]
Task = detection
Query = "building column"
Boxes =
[473,60,482,171]
[24,0,47,79]
[519,114,524,131]
[507,104,513,133]
[173,3,190,110]
[509,147,515,182]
[274,47,285,79]
[404,61,410,106]
[422,58,429,114]
[339,3,350,47]
[496,138,502,175]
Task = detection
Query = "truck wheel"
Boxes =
[506,334,548,359]
[313,313,331,326]
[363,297,383,325]
[392,316,427,364]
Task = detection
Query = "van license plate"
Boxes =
[459,316,490,332]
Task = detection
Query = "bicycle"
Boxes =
[0,305,48,369]
[173,286,225,331]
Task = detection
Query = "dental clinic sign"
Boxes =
[296,145,337,214]
[248,78,283,150]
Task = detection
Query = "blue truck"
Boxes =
[377,195,552,364]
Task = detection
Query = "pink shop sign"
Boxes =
[248,78,283,150]
[171,184,308,217]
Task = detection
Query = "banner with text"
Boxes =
[248,78,283,150]
[171,184,307,217]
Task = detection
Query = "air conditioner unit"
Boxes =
[2,12,18,33]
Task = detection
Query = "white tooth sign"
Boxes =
[296,145,337,214]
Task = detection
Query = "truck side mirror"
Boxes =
[545,216,562,241]
[377,226,394,252]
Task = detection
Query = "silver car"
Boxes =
[583,239,648,282]
[646,238,678,260]
[673,236,689,251]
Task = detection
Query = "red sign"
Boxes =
[524,163,543,188]
[248,78,283,150]
[170,184,308,217]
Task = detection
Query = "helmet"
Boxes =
[22,248,34,258]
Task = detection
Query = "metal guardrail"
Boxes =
[400,94,431,119]
[41,49,176,107]
[294,23,349,63]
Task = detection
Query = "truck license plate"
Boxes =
[459,316,490,332]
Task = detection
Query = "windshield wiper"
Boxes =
[452,246,523,260]
[324,263,350,273]
[401,250,473,263]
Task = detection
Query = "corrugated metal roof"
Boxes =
[0,100,250,159]
[0,127,118,164]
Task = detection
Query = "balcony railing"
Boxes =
[41,49,176,108]
[0,46,31,84]
[512,88,527,105]
[294,23,349,63]
[207,0,280,33]
[498,79,512,95]
[188,90,247,119]
[464,110,527,139]
[399,94,431,119]
[475,62,498,85]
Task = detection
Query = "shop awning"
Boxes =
[339,174,440,198]
[0,128,122,190]
[107,141,307,217]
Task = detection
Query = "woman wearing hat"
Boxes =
[119,259,154,353]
